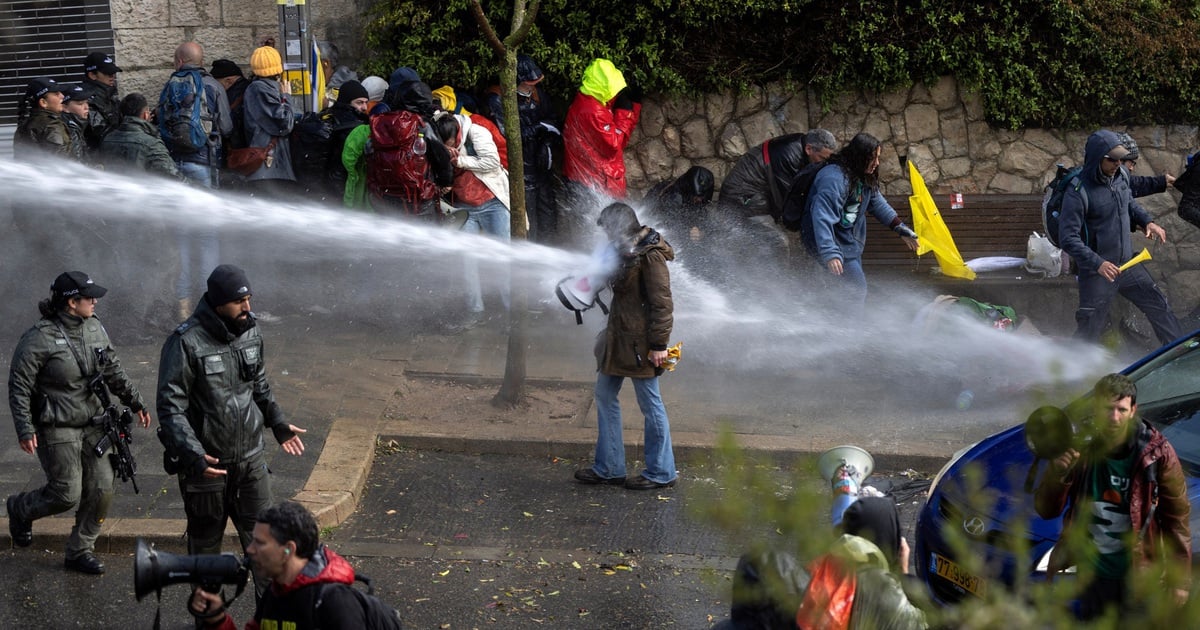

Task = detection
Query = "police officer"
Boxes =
[6,271,151,574]
[156,265,306,570]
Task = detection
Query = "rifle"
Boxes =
[89,348,139,494]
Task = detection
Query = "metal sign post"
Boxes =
[278,0,315,113]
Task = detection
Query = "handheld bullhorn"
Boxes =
[818,446,874,526]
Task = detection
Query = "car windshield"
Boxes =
[1126,334,1200,473]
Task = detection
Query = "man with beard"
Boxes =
[156,265,307,581]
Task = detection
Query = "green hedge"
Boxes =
[362,0,1200,129]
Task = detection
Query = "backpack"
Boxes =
[779,161,832,232]
[469,113,508,169]
[290,110,334,192]
[365,110,439,209]
[157,68,213,155]
[1041,164,1088,247]
[316,575,403,630]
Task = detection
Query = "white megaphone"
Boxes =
[818,445,875,526]
[555,244,618,324]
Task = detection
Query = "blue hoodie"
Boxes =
[805,164,899,264]
[1059,130,1154,273]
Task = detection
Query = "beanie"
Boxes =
[206,264,252,306]
[361,76,387,102]
[211,59,244,80]
[250,46,283,77]
[336,79,369,105]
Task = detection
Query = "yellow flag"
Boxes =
[908,161,976,280]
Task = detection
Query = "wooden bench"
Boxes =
[863,193,1047,272]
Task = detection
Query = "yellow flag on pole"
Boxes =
[907,161,976,280]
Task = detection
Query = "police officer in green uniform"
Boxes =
[156,265,306,572]
[6,271,151,574]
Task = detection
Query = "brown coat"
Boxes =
[595,227,674,378]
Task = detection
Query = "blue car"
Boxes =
[915,331,1200,604]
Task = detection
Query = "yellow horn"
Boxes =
[1117,247,1152,272]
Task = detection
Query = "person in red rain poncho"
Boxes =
[563,58,641,199]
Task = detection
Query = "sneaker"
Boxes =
[64,552,105,574]
[7,495,31,547]
[573,469,626,485]
[624,474,677,490]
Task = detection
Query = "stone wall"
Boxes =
[624,76,1200,319]
[111,0,365,102]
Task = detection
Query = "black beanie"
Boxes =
[206,264,252,306]
[336,79,369,105]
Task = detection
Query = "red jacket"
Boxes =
[1035,420,1191,588]
[563,87,640,198]
[209,546,362,630]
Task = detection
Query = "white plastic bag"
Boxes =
[1024,231,1064,278]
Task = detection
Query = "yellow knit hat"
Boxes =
[250,46,283,77]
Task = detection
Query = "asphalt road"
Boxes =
[0,449,930,629]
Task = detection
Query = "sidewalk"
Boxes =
[0,310,1017,551]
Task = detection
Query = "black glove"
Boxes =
[625,82,643,104]
[613,88,634,112]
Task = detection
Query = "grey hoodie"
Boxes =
[1059,129,1154,273]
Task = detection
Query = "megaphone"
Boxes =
[555,244,618,324]
[818,446,874,526]
[134,538,248,601]
[1117,247,1152,272]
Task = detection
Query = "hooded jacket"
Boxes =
[804,164,900,264]
[1035,419,1191,589]
[209,545,366,630]
[8,312,146,442]
[563,59,640,198]
[595,227,674,378]
[451,113,510,210]
[13,109,71,160]
[156,295,291,479]
[99,116,180,178]
[81,77,120,150]
[1058,130,1155,273]
[718,133,813,219]
[242,76,296,181]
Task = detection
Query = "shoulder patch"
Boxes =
[174,321,192,335]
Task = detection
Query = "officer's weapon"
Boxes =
[89,348,139,494]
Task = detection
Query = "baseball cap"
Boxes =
[52,271,107,299]
[1106,144,1130,161]
[84,52,121,75]
[61,84,88,103]
[25,77,64,101]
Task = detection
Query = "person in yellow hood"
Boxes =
[563,58,641,199]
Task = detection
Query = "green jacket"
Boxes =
[595,227,675,378]
[13,109,71,160]
[8,312,146,442]
[156,296,291,478]
[341,123,370,209]
[98,117,180,178]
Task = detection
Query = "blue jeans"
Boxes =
[176,161,220,300]
[819,257,868,317]
[460,198,511,313]
[592,372,676,484]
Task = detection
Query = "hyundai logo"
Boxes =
[963,516,986,537]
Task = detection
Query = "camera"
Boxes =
[133,538,248,601]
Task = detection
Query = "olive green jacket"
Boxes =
[156,296,292,478]
[595,227,675,378]
[13,109,71,160]
[8,313,146,442]
[98,117,180,178]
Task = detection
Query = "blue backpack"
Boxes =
[157,69,212,154]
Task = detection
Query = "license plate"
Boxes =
[931,553,986,597]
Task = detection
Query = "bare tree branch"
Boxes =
[469,0,505,55]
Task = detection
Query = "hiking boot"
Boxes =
[64,552,105,575]
[624,475,677,491]
[7,495,31,547]
[573,469,626,485]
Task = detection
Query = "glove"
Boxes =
[624,82,643,104]
[893,222,918,239]
[613,88,634,112]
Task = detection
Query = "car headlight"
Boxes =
[927,442,976,499]
[1034,545,1076,574]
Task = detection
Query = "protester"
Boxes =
[719,129,838,222]
[434,111,512,327]
[292,79,369,202]
[562,58,640,215]
[1057,130,1182,346]
[361,75,388,114]
[157,265,307,591]
[485,54,562,243]
[210,59,250,151]
[189,501,372,629]
[801,132,919,314]
[574,203,678,490]
[242,43,297,198]
[360,80,453,219]
[13,77,70,159]
[1035,373,1191,620]
[7,272,152,574]
[79,52,122,150]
